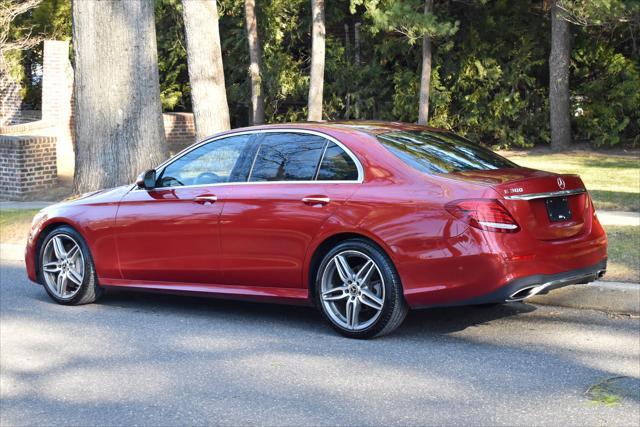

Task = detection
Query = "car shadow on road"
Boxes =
[94,286,537,338]
[398,303,537,336]
[1,260,623,340]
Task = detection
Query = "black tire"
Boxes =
[315,238,408,339]
[38,225,103,305]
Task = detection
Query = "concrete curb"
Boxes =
[2,243,637,314]
[597,211,640,226]
[528,281,640,315]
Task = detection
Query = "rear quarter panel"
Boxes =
[301,127,504,306]
[300,132,495,304]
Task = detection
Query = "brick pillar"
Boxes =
[163,112,196,154]
[0,71,24,126]
[42,40,74,177]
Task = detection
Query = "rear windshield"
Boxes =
[377,130,518,174]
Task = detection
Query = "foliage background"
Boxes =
[6,0,640,148]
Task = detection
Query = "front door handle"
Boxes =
[302,196,330,206]
[194,195,218,204]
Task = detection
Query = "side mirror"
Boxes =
[136,169,157,189]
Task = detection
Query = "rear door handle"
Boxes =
[194,195,218,204]
[302,196,330,206]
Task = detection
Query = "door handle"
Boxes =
[302,196,330,206]
[194,195,218,204]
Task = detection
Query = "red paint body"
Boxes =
[25,122,607,308]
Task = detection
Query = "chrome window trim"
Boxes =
[132,128,364,191]
[136,179,363,193]
[313,141,330,181]
[247,143,262,180]
[503,188,586,201]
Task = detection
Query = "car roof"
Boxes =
[225,120,449,138]
[324,121,445,135]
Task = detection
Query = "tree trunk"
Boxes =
[418,0,433,125]
[549,0,571,151]
[307,0,325,122]
[244,0,264,125]
[72,0,167,194]
[354,22,361,119]
[344,23,350,119]
[182,0,230,139]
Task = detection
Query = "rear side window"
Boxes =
[249,133,325,181]
[317,142,359,181]
[378,130,517,174]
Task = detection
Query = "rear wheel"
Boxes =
[316,239,408,339]
[39,226,103,305]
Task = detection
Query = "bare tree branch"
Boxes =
[0,0,43,71]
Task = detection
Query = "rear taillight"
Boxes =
[445,199,520,233]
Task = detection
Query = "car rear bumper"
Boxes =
[400,208,608,309]
[465,259,607,305]
[410,259,607,308]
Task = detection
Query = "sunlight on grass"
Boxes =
[504,151,640,212]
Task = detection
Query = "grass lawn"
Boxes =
[0,209,39,245]
[604,225,639,283]
[503,150,640,212]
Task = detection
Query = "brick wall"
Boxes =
[0,41,76,180]
[2,39,195,193]
[0,119,51,136]
[164,112,196,154]
[0,73,26,126]
[5,110,42,125]
[0,135,57,200]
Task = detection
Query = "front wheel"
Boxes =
[39,225,103,305]
[316,239,408,339]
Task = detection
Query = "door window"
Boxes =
[317,142,359,181]
[157,134,253,187]
[249,133,326,182]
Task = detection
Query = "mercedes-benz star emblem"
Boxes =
[557,177,566,190]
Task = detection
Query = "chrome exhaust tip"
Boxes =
[506,269,604,303]
[507,285,544,302]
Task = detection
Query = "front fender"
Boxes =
[25,192,126,283]
[25,210,87,283]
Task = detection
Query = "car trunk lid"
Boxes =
[445,168,591,240]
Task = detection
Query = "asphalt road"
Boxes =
[1,258,639,426]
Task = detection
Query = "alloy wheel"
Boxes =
[42,234,85,300]
[320,250,385,331]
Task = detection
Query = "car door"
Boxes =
[114,133,255,285]
[217,131,362,288]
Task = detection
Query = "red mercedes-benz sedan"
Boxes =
[25,122,607,338]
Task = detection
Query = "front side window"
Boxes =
[317,142,359,181]
[157,134,253,187]
[378,130,518,174]
[249,133,326,182]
